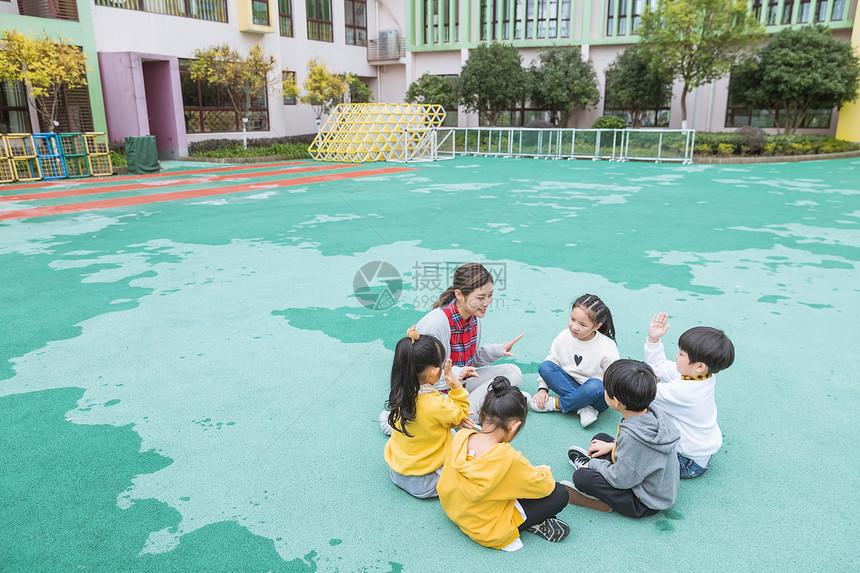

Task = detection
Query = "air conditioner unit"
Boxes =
[377,29,400,60]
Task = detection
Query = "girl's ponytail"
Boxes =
[479,376,528,433]
[572,293,616,341]
[432,263,494,308]
[386,331,445,437]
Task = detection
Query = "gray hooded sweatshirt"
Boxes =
[587,405,681,510]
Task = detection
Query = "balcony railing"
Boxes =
[93,0,228,23]
[16,0,78,21]
[367,37,406,61]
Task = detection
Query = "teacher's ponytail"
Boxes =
[432,263,494,308]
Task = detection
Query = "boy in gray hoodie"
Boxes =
[561,359,680,518]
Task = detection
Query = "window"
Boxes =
[0,81,31,134]
[631,0,646,31]
[606,0,614,35]
[37,84,94,133]
[604,78,671,127]
[752,0,763,21]
[781,0,793,24]
[278,0,293,35]
[815,0,828,21]
[480,103,553,127]
[93,0,228,23]
[306,0,333,41]
[617,0,627,35]
[282,71,297,105]
[479,0,569,41]
[179,60,269,133]
[799,0,810,22]
[252,0,270,24]
[831,0,844,19]
[725,74,831,129]
[766,0,778,25]
[16,0,78,21]
[345,0,367,45]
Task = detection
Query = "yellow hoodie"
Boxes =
[437,429,556,550]
[384,387,470,476]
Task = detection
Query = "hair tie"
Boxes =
[407,325,419,344]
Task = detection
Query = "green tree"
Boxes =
[300,59,347,125]
[458,43,529,126]
[0,30,88,131]
[189,43,286,147]
[405,73,459,111]
[732,25,860,134]
[603,45,674,128]
[342,73,374,103]
[528,47,599,127]
[638,0,764,127]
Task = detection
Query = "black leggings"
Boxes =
[517,482,569,530]
[572,432,659,519]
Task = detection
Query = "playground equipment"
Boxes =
[5,133,42,182]
[84,132,113,177]
[33,133,68,181]
[59,133,91,178]
[0,137,13,184]
[309,103,447,163]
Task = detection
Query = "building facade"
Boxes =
[1,0,858,159]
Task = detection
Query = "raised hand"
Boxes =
[444,359,463,390]
[503,333,525,357]
[648,312,670,343]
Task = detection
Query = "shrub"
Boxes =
[717,143,735,155]
[736,126,766,154]
[591,115,626,129]
[187,135,316,155]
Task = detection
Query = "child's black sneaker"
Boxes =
[568,446,591,470]
[525,517,570,542]
[559,481,613,513]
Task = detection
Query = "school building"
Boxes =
[1,0,859,159]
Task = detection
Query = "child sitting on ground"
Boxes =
[438,377,570,551]
[563,359,680,518]
[383,327,472,499]
[644,313,735,478]
[529,293,619,428]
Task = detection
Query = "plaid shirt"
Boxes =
[442,302,477,367]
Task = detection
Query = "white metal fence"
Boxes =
[435,128,696,164]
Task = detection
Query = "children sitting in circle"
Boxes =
[383,327,474,499]
[562,359,680,517]
[644,313,735,478]
[437,377,569,551]
[529,294,619,428]
[379,271,736,549]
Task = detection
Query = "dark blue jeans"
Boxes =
[678,454,710,479]
[538,360,608,414]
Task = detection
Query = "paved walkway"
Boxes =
[1,157,857,571]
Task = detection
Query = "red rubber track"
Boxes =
[0,166,415,221]
[1,163,353,203]
[0,161,316,192]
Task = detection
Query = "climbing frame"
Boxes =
[309,103,446,163]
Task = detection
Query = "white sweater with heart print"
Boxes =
[537,329,620,390]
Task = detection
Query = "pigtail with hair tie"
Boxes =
[406,325,419,344]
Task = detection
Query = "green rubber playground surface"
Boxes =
[1,157,857,572]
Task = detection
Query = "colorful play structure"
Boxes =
[0,132,113,184]
[309,103,448,163]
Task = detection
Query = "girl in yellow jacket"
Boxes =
[438,377,570,551]
[383,327,473,498]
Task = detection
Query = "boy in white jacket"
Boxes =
[644,313,735,478]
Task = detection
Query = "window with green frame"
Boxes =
[724,74,832,129]
[307,0,333,41]
[252,0,270,25]
[279,0,293,36]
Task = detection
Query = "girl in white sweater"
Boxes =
[529,294,620,428]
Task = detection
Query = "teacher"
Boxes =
[416,263,524,418]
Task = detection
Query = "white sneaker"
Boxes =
[529,392,559,413]
[379,410,392,436]
[577,405,599,427]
